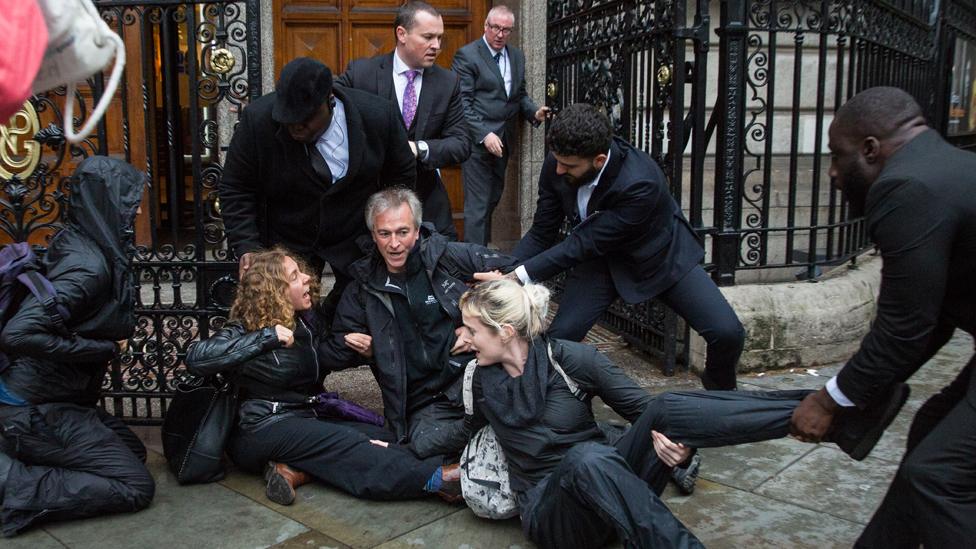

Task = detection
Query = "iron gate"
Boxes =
[0,0,262,424]
[545,0,711,372]
[544,0,963,371]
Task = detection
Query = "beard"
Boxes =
[564,165,601,188]
[841,169,872,218]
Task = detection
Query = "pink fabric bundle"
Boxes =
[0,0,48,123]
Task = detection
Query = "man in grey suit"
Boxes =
[451,5,548,246]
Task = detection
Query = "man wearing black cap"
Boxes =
[219,57,417,320]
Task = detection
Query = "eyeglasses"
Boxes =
[486,23,514,35]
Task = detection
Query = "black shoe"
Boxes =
[671,452,701,495]
[827,382,910,461]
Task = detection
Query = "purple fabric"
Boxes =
[311,392,385,427]
[402,70,419,129]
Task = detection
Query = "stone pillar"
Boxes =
[489,0,548,248]
[514,0,547,240]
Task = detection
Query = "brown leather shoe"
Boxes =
[264,461,312,505]
[436,463,463,504]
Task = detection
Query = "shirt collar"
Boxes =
[482,36,505,57]
[318,97,346,148]
[392,49,416,76]
[586,147,612,190]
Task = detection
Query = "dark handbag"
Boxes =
[161,374,238,485]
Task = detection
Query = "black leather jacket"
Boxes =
[0,157,144,405]
[468,339,654,493]
[322,225,515,441]
[186,314,323,404]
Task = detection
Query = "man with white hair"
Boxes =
[322,187,515,459]
[452,5,549,246]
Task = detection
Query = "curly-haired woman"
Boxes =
[186,248,460,505]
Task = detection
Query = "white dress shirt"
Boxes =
[483,36,512,97]
[392,49,424,114]
[314,97,349,183]
[515,149,612,284]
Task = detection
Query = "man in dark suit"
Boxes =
[451,5,549,246]
[492,103,743,391]
[791,87,976,548]
[219,57,416,321]
[335,1,469,240]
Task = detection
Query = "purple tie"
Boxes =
[402,70,418,129]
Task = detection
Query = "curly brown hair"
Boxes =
[229,248,320,331]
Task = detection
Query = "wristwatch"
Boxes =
[416,140,429,161]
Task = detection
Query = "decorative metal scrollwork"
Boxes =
[0,102,41,181]
[209,47,236,74]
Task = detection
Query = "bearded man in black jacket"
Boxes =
[0,157,154,537]
[322,187,515,458]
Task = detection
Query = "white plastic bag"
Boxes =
[33,0,126,144]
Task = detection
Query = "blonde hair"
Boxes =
[459,279,549,340]
[229,248,320,331]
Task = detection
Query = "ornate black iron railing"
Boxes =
[544,0,962,370]
[0,0,971,421]
[0,0,261,424]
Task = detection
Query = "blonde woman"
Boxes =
[458,279,898,549]
[186,248,460,506]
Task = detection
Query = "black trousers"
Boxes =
[406,398,467,459]
[462,145,509,246]
[0,403,155,537]
[520,389,811,549]
[421,173,459,241]
[227,412,442,501]
[549,262,744,390]
[856,354,976,548]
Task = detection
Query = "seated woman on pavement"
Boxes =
[458,279,906,549]
[186,248,461,506]
[0,157,154,537]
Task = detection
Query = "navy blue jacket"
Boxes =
[513,137,702,303]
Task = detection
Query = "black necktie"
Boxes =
[493,52,501,65]
[308,145,333,184]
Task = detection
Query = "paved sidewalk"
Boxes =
[7,332,971,549]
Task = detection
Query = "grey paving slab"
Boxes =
[220,469,460,549]
[376,509,528,549]
[41,452,309,549]
[3,528,66,549]
[738,364,842,392]
[755,446,898,524]
[661,479,864,548]
[269,530,350,549]
[698,437,817,491]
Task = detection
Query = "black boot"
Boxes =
[826,382,910,461]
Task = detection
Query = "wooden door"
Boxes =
[273,0,488,238]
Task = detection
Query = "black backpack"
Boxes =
[0,242,71,374]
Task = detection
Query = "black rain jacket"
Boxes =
[467,339,654,493]
[321,225,515,442]
[0,157,145,405]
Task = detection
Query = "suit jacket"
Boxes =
[835,129,976,407]
[335,53,471,198]
[218,85,416,275]
[512,137,702,304]
[451,38,539,145]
